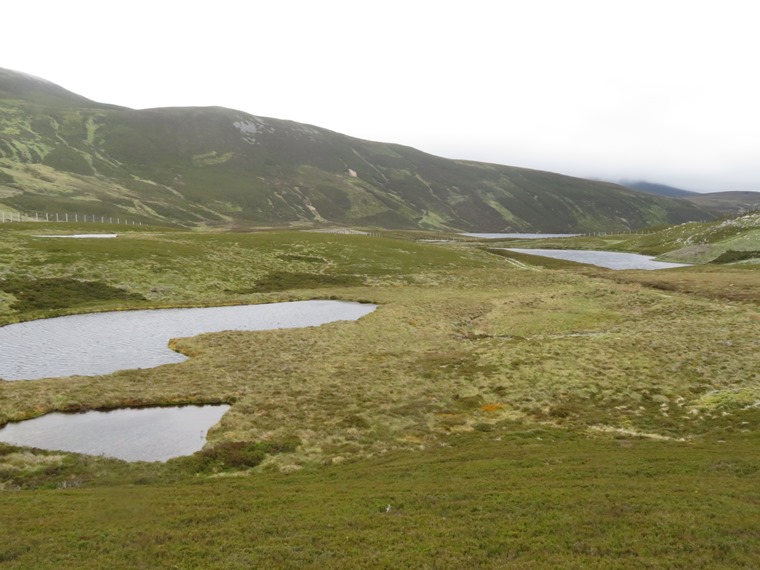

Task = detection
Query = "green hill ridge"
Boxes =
[0,67,715,231]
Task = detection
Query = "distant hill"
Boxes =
[620,179,760,215]
[683,191,760,215]
[0,68,716,231]
[619,180,698,198]
[0,68,104,108]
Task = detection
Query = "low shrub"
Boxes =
[179,437,301,473]
[0,277,145,311]
[710,250,760,264]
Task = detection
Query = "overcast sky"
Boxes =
[5,0,759,192]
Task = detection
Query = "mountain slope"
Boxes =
[683,191,760,215]
[621,178,760,215]
[619,180,698,198]
[0,68,104,108]
[0,68,716,231]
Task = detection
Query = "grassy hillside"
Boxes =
[684,191,760,215]
[0,68,715,232]
[615,211,760,263]
[0,222,758,566]
[619,180,698,197]
[617,182,760,215]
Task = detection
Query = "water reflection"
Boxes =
[0,405,230,462]
[505,248,689,270]
[34,234,118,239]
[462,233,580,239]
[0,300,376,381]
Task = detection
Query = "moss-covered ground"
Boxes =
[0,222,758,568]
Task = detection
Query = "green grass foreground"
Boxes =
[0,223,758,567]
[2,432,758,569]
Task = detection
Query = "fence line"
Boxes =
[0,210,142,226]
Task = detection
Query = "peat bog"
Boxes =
[0,221,758,568]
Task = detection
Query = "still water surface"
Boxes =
[0,405,230,462]
[0,300,376,381]
[505,248,689,270]
[34,234,118,239]
[0,300,375,461]
[462,233,580,239]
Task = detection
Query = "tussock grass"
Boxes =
[600,264,760,305]
[0,223,758,566]
[1,227,757,468]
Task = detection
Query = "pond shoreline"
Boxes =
[0,300,377,381]
[0,404,232,462]
[504,248,691,270]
